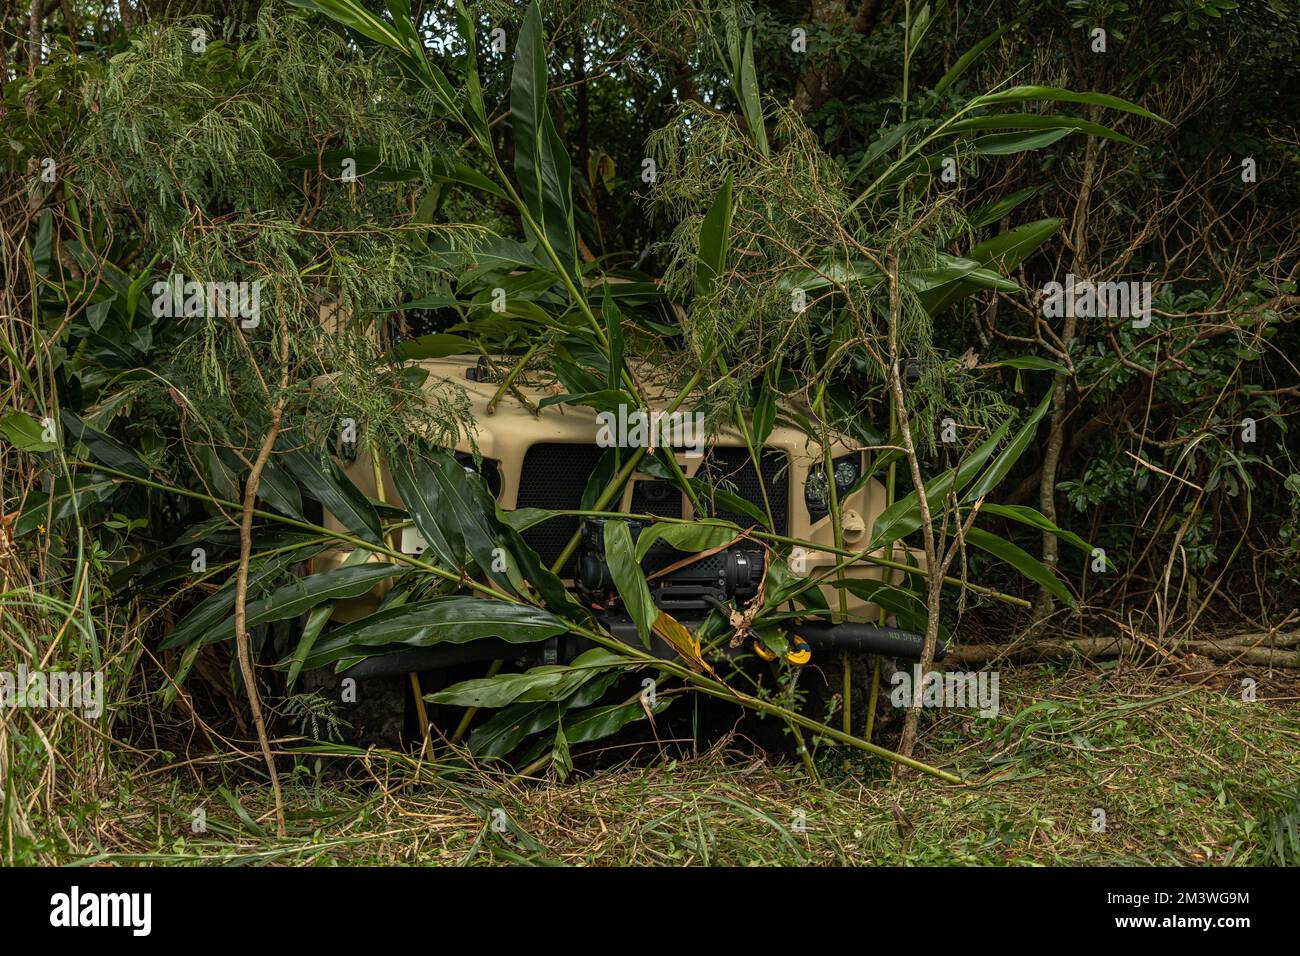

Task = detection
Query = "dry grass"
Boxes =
[21,661,1299,867]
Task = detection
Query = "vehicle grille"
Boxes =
[697,446,790,535]
[514,443,790,576]
[516,443,607,577]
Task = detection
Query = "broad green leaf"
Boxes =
[15,472,118,535]
[634,522,738,563]
[965,527,1075,607]
[933,20,1018,97]
[560,694,672,744]
[921,218,1062,316]
[979,503,1095,557]
[426,648,626,707]
[829,578,947,641]
[282,446,383,545]
[61,410,148,477]
[752,377,777,446]
[850,120,925,180]
[985,356,1066,373]
[735,31,768,155]
[469,669,621,758]
[258,458,305,521]
[198,562,403,647]
[971,86,1169,125]
[453,0,491,147]
[966,186,1040,230]
[961,389,1053,503]
[604,520,656,647]
[695,173,733,298]
[390,448,467,570]
[395,333,473,359]
[512,0,577,279]
[973,127,1074,155]
[306,596,570,668]
[160,547,327,650]
[0,411,56,452]
[603,288,624,391]
[869,414,1015,549]
[944,113,1137,146]
[287,604,334,689]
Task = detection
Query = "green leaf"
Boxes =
[735,31,768,155]
[603,288,624,391]
[469,670,621,758]
[287,0,460,115]
[966,186,1040,230]
[561,694,671,744]
[633,522,737,563]
[986,356,1066,373]
[933,20,1018,97]
[15,473,118,535]
[752,377,777,446]
[287,604,334,689]
[282,445,384,545]
[453,0,491,147]
[198,562,403,647]
[829,579,946,640]
[395,333,473,359]
[979,503,1094,557]
[604,521,656,647]
[0,412,56,452]
[869,414,1015,549]
[921,218,1062,316]
[306,596,570,668]
[965,527,1075,607]
[961,389,1053,503]
[61,411,149,477]
[972,127,1074,155]
[850,120,925,179]
[945,113,1137,146]
[258,458,305,521]
[426,648,626,707]
[512,0,577,279]
[160,548,327,651]
[695,173,734,299]
[390,448,467,571]
[971,86,1169,125]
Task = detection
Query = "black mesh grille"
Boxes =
[698,447,790,535]
[514,443,789,577]
[516,443,607,577]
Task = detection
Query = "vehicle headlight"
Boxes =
[832,454,860,494]
[455,452,503,498]
[805,453,862,521]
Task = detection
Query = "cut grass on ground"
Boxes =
[26,663,1300,866]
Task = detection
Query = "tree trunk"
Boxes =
[1033,116,1101,621]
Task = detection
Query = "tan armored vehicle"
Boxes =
[310,354,936,681]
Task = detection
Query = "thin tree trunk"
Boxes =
[885,263,940,761]
[232,322,289,838]
[1033,117,1101,621]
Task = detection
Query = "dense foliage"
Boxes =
[2,0,1296,850]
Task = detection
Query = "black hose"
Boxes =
[791,622,947,662]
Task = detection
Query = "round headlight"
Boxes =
[833,454,860,493]
[804,470,829,511]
